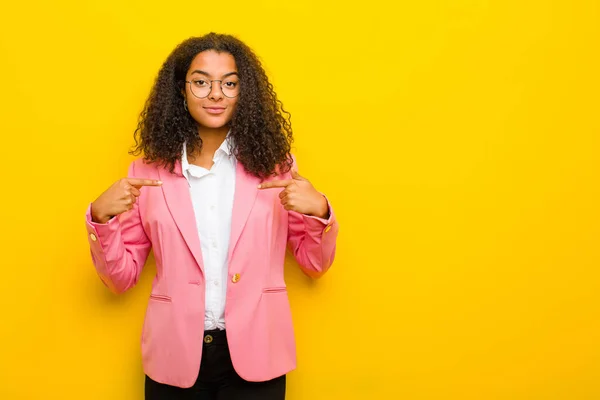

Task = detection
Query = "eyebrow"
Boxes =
[190,70,239,79]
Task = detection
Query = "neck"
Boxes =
[187,125,229,166]
[198,125,229,154]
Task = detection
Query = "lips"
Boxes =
[204,107,226,115]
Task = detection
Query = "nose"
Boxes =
[208,81,224,101]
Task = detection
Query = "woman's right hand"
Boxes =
[91,178,162,224]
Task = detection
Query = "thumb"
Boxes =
[291,168,304,180]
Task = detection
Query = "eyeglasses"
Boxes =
[185,78,240,99]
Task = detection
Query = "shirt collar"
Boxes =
[181,133,233,178]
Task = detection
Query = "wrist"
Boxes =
[91,203,111,224]
[311,196,329,219]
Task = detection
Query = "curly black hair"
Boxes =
[130,33,294,178]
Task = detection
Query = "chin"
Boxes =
[197,117,231,129]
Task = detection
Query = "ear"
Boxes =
[181,80,188,97]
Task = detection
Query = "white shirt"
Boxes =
[181,137,236,331]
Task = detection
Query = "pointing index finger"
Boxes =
[258,179,294,190]
[127,178,163,188]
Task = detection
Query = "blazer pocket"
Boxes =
[262,287,287,294]
[149,294,172,303]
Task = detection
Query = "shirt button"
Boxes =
[324,225,332,233]
[212,241,218,249]
[231,273,240,283]
[210,205,216,211]
[213,280,219,286]
[90,233,97,242]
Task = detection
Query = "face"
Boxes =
[183,50,239,129]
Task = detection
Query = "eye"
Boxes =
[193,80,209,87]
[224,81,238,88]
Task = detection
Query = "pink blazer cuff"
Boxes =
[300,195,338,237]
[85,203,121,253]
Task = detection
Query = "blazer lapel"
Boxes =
[228,162,260,262]
[158,161,205,273]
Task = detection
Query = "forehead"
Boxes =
[188,50,237,76]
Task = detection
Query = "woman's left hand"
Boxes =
[258,170,329,219]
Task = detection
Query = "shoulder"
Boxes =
[128,158,162,178]
[272,154,296,179]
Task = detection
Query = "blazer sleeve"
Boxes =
[286,158,339,278]
[84,161,152,294]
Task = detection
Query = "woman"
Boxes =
[85,33,339,399]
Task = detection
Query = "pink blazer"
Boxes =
[85,158,338,388]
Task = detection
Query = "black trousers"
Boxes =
[145,329,286,400]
